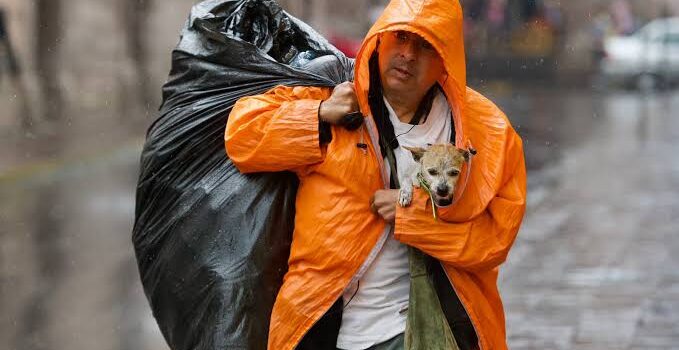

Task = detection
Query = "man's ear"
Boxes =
[404,146,427,162]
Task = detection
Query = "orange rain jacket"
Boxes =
[225,0,526,349]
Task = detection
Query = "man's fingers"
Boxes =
[350,99,360,113]
[331,82,359,115]
[377,208,395,224]
[336,81,354,94]
[344,85,359,112]
[370,190,398,223]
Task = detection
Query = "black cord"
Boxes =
[343,281,359,309]
[392,124,416,143]
[368,52,398,154]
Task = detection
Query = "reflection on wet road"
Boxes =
[499,90,679,350]
[1,142,166,350]
[1,88,678,349]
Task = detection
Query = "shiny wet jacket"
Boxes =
[225,0,526,349]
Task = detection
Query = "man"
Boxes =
[225,0,526,349]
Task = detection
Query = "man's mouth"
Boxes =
[392,67,413,79]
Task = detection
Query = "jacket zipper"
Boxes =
[292,117,391,349]
[440,262,483,350]
[345,115,392,285]
[291,225,391,349]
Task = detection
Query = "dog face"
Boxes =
[405,144,469,206]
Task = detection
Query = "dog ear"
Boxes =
[404,146,427,162]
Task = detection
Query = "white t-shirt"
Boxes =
[336,91,452,349]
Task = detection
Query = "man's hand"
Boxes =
[319,82,359,125]
[370,189,400,224]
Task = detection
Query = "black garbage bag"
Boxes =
[132,1,354,349]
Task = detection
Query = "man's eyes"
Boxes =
[420,41,434,51]
[394,31,409,42]
[393,31,435,51]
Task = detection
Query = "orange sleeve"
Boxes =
[225,85,332,174]
[394,133,527,272]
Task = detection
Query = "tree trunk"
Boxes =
[123,0,153,112]
[35,0,64,121]
[0,8,32,129]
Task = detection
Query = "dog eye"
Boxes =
[427,169,439,176]
[447,170,460,176]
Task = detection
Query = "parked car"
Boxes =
[601,17,679,89]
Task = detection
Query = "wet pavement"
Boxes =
[1,87,678,350]
[497,89,679,350]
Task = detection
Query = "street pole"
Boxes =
[35,0,63,121]
[0,7,32,129]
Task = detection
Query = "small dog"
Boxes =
[398,144,471,208]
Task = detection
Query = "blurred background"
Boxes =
[1,0,678,349]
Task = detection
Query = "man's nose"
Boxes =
[399,40,418,61]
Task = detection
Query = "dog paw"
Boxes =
[398,188,413,207]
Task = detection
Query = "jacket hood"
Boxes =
[355,0,476,212]
[354,0,467,130]
[354,0,522,222]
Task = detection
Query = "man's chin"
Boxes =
[385,74,414,88]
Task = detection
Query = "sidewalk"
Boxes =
[0,89,150,186]
[499,91,679,350]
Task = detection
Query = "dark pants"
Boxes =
[338,329,475,350]
[296,298,343,350]
[364,333,405,350]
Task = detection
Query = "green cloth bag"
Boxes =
[404,247,460,350]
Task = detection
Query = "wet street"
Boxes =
[1,87,678,350]
[497,89,679,350]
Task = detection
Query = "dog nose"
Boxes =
[436,185,449,196]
